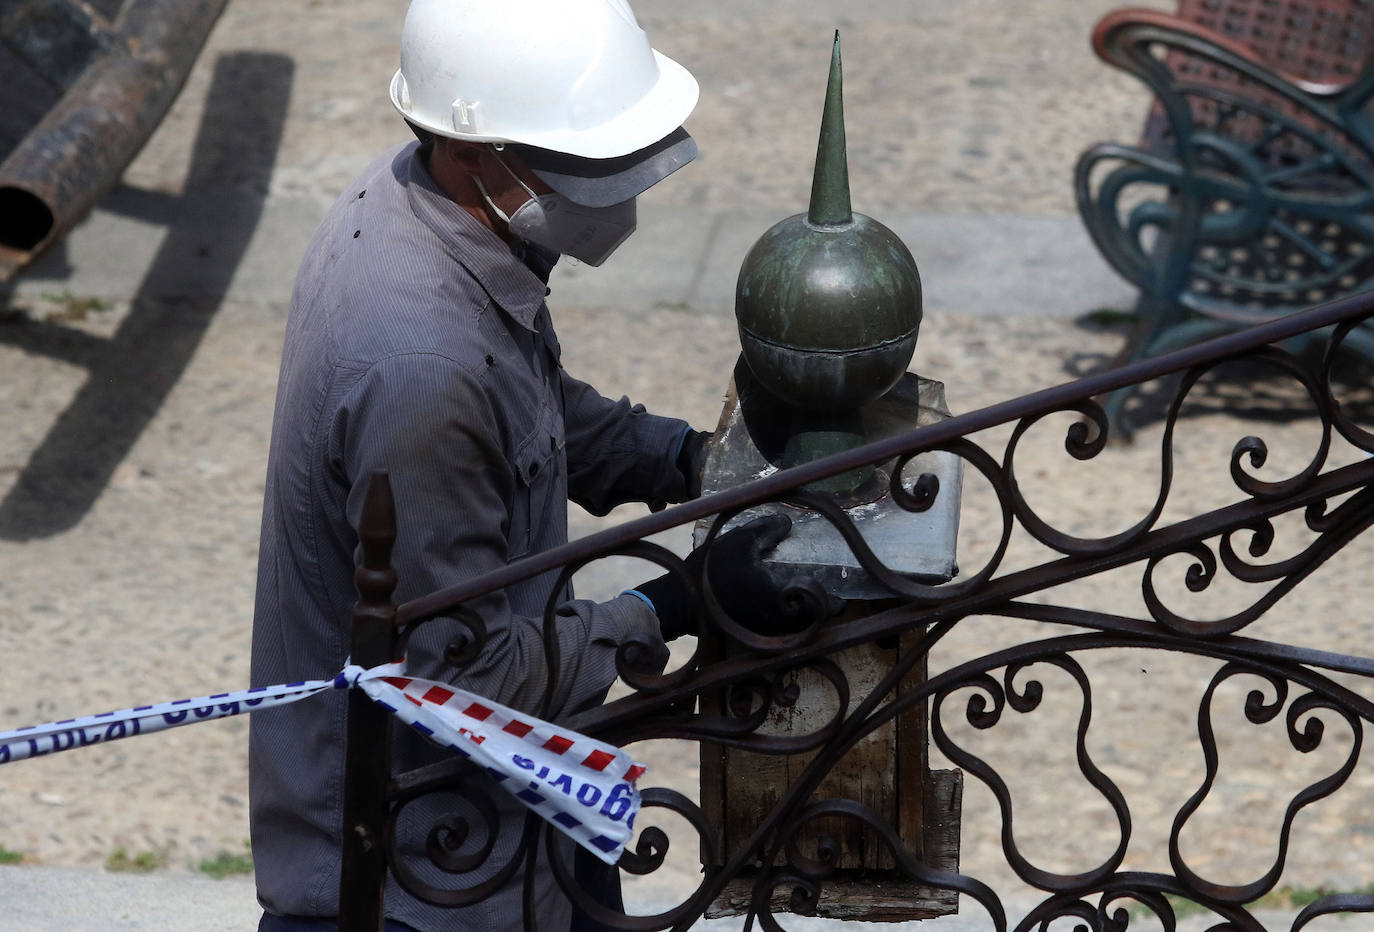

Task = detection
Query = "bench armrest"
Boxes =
[1093,7,1366,99]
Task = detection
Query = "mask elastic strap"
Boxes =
[489,145,541,202]
[469,173,513,224]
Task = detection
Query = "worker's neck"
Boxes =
[424,142,510,240]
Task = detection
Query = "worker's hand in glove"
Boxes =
[628,514,837,640]
[677,429,712,499]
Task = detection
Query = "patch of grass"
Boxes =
[0,846,24,865]
[1128,884,1374,921]
[104,847,165,873]
[1125,894,1209,922]
[1163,894,1208,920]
[1080,307,1137,327]
[1254,883,1374,910]
[198,842,253,879]
[39,289,111,323]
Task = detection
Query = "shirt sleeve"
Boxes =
[335,352,669,717]
[560,368,693,516]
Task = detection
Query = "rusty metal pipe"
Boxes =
[0,0,229,281]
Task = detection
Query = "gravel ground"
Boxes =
[4,0,1374,928]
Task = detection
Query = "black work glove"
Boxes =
[677,429,712,500]
[630,514,810,640]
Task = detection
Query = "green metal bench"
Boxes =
[1076,0,1374,432]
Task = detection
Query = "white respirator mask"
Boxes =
[472,148,637,267]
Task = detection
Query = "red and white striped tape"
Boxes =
[0,662,646,865]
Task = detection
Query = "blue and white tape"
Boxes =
[0,663,645,865]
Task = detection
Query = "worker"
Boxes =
[249,0,797,929]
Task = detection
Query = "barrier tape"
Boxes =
[0,662,645,865]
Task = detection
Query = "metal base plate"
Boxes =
[694,358,962,600]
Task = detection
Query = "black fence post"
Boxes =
[338,471,399,931]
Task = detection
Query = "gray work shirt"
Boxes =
[249,142,687,929]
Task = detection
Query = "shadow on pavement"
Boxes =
[0,51,293,540]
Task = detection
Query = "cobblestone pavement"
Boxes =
[3,0,1374,928]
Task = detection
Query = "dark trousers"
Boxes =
[569,847,624,932]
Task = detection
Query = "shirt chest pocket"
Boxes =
[507,401,565,561]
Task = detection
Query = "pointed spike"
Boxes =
[807,30,852,226]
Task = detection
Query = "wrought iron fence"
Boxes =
[340,291,1374,931]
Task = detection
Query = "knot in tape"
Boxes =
[334,665,368,690]
[333,658,407,690]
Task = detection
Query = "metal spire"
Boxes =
[807,31,853,227]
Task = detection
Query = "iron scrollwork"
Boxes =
[345,297,1374,930]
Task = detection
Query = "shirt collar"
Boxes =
[401,143,549,331]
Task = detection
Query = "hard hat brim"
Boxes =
[510,127,698,208]
[390,49,699,161]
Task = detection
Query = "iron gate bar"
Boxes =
[393,289,1374,631]
[997,602,1374,683]
[339,472,400,925]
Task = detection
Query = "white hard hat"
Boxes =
[389,0,700,160]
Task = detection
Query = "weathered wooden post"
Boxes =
[697,34,963,922]
[338,471,399,932]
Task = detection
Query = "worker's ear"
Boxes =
[439,139,486,174]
